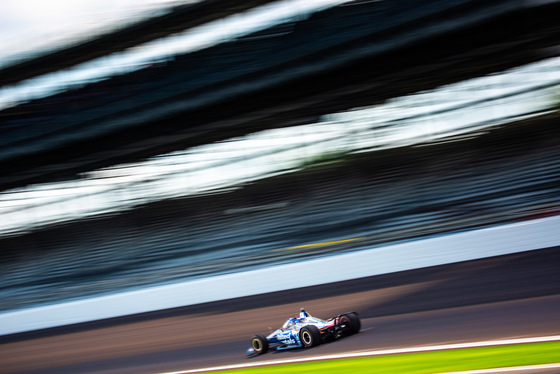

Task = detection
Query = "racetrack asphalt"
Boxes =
[1,246,559,374]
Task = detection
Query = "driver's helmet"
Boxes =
[283,317,297,329]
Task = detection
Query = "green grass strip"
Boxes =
[224,341,560,374]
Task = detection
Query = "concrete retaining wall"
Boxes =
[1,215,558,336]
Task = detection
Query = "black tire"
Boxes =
[339,313,361,335]
[299,325,322,348]
[251,334,269,354]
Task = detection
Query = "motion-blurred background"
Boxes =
[1,0,559,314]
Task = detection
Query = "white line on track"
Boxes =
[158,335,560,374]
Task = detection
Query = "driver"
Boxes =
[283,317,297,330]
[283,309,311,330]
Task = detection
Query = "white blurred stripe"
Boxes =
[1,215,559,335]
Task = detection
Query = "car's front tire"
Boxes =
[251,334,269,354]
[300,325,321,348]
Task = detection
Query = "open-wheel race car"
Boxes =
[247,308,360,355]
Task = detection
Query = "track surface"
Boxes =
[1,247,559,374]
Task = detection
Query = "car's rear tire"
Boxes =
[339,313,361,335]
[251,334,269,354]
[300,325,321,348]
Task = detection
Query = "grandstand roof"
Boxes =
[0,0,278,86]
[1,0,559,191]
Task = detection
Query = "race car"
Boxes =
[247,308,360,355]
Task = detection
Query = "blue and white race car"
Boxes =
[247,308,360,355]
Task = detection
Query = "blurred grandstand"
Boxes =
[0,0,559,312]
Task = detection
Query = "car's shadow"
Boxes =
[246,332,363,359]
